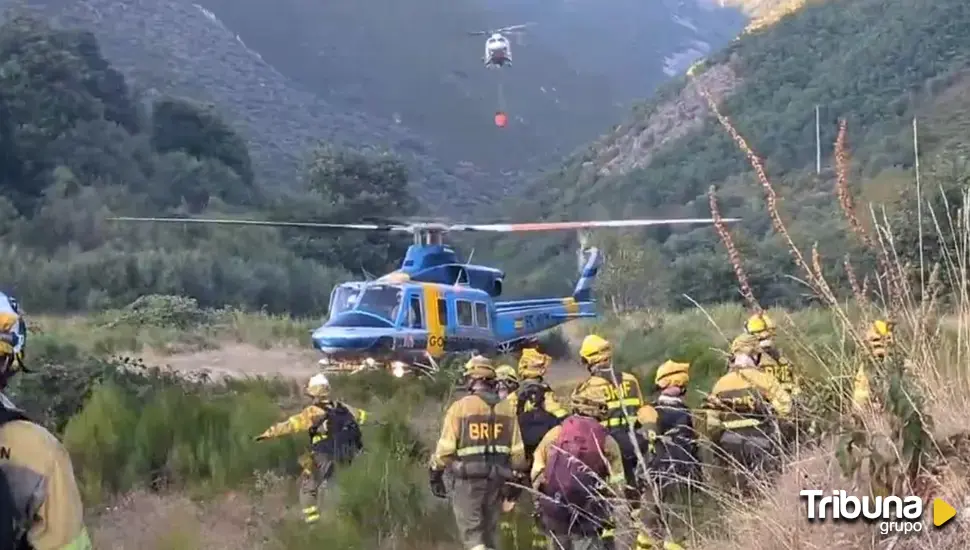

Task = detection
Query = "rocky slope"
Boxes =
[491,0,970,302]
[19,0,764,213]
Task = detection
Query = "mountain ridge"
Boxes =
[21,0,762,213]
[490,0,970,306]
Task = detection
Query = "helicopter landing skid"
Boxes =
[318,354,439,379]
[496,336,538,355]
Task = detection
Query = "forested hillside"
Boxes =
[15,0,765,212]
[0,12,425,316]
[493,0,970,308]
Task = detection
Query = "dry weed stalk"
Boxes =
[692,75,828,303]
[844,253,865,303]
[835,119,872,249]
[708,185,761,312]
[835,119,904,314]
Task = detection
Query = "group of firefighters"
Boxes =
[0,291,898,550]
[265,310,896,550]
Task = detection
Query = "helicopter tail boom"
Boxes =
[491,246,602,345]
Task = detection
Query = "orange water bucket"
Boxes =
[494,111,508,127]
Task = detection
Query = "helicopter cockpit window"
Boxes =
[474,302,490,329]
[457,300,474,327]
[330,285,362,318]
[408,296,423,328]
[355,286,403,322]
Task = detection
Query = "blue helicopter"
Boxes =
[109,216,737,376]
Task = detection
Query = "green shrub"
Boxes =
[62,378,301,504]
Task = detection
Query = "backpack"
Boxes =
[0,405,30,549]
[310,403,363,463]
[515,384,562,453]
[538,416,610,534]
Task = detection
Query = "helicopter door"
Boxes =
[407,294,424,329]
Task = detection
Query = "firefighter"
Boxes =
[496,365,519,400]
[853,319,894,408]
[494,363,523,540]
[572,335,646,480]
[0,309,92,550]
[704,334,791,494]
[742,312,811,445]
[498,348,567,548]
[651,361,701,488]
[632,361,698,550]
[531,388,627,550]
[572,334,647,548]
[429,355,527,550]
[255,373,367,525]
[512,348,568,461]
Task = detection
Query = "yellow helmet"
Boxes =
[464,355,496,380]
[495,365,519,384]
[655,360,690,389]
[729,333,762,368]
[745,312,776,337]
[579,334,612,367]
[0,312,23,376]
[865,319,894,358]
[730,333,760,356]
[570,386,609,419]
[518,348,550,379]
[306,373,331,399]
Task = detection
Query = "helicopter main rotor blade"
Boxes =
[446,218,739,232]
[495,23,535,33]
[107,217,413,232]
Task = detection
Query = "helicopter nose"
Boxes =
[311,327,385,353]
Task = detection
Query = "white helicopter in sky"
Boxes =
[468,23,534,68]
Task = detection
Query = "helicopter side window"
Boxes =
[408,295,423,329]
[456,300,474,327]
[474,302,490,329]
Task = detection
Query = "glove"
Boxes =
[502,482,523,502]
[428,468,447,498]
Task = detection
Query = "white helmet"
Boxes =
[306,373,331,398]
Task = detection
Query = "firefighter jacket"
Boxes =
[759,347,800,396]
[573,371,644,430]
[0,400,92,550]
[530,422,626,491]
[653,394,701,478]
[431,391,527,479]
[257,400,367,453]
[507,379,567,459]
[705,368,791,434]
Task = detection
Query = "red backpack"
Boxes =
[538,415,611,534]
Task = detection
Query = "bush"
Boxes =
[62,377,301,505]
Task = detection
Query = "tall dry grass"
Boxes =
[679,69,970,549]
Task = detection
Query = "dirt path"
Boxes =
[137,344,322,380]
[138,344,590,386]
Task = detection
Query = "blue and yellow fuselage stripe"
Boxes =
[421,283,446,357]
